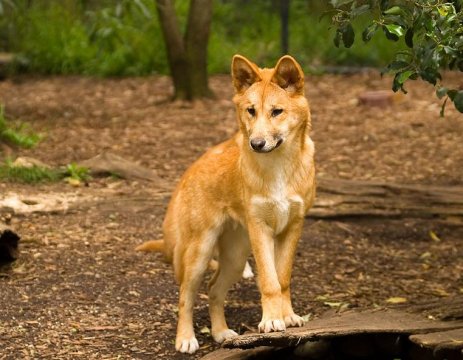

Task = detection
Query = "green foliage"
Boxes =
[0,159,91,184]
[1,0,401,76]
[0,159,60,183]
[5,0,168,76]
[0,105,41,148]
[330,0,463,115]
[64,163,90,182]
[208,1,281,73]
[85,0,167,76]
[209,0,400,72]
[11,2,96,74]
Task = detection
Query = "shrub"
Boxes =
[2,0,402,76]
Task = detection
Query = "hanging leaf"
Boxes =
[397,70,414,84]
[385,24,405,37]
[362,23,379,42]
[384,6,403,15]
[452,91,463,113]
[405,28,414,48]
[436,87,448,99]
[383,27,399,41]
[420,69,441,86]
[341,23,355,48]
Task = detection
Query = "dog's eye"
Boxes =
[271,109,283,117]
[247,108,256,116]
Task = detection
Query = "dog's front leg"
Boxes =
[248,221,285,333]
[276,218,305,328]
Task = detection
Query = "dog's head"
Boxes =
[232,55,310,154]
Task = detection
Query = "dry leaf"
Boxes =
[302,313,312,322]
[420,251,431,259]
[386,297,408,304]
[65,177,81,187]
[324,301,342,308]
[199,326,210,334]
[432,288,450,297]
[429,230,441,242]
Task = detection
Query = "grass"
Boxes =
[1,0,402,76]
[0,105,41,148]
[64,163,91,182]
[0,159,91,184]
[0,159,61,183]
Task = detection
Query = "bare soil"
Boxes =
[0,72,462,359]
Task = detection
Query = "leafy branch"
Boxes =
[330,0,463,116]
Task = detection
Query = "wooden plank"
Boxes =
[410,328,463,350]
[200,347,275,360]
[223,310,463,349]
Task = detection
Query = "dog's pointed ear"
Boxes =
[271,55,305,95]
[232,55,262,94]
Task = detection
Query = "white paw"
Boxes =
[212,328,238,343]
[258,318,286,333]
[175,336,199,354]
[242,261,254,279]
[284,313,305,328]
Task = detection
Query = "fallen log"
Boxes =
[311,178,463,219]
[79,152,164,183]
[73,177,463,221]
[75,153,463,220]
[2,160,462,221]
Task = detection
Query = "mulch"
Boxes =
[0,71,462,359]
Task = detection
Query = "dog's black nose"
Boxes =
[250,138,266,151]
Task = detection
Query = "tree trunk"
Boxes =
[155,0,190,100]
[156,0,213,100]
[184,0,214,99]
[280,0,290,55]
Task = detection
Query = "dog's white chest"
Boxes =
[250,178,304,234]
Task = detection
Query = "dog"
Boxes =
[136,54,315,354]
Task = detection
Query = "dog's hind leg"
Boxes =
[174,229,218,354]
[208,226,250,343]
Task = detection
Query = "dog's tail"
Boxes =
[135,239,165,253]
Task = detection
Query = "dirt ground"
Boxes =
[0,71,463,359]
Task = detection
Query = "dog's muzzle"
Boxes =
[249,137,283,153]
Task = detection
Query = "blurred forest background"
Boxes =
[0,0,401,76]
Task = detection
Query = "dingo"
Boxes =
[136,55,315,354]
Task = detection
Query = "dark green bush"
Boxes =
[1,0,401,76]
